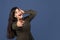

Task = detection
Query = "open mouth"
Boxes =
[19,14,23,16]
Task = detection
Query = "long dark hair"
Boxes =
[7,7,19,39]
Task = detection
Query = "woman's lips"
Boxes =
[18,14,23,18]
[19,14,23,16]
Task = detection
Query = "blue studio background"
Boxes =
[0,0,59,40]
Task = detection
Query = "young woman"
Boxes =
[7,7,36,40]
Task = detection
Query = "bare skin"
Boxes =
[14,8,25,27]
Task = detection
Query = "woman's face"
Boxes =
[14,8,23,19]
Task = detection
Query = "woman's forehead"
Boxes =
[15,9,20,12]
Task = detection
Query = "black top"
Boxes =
[12,10,36,40]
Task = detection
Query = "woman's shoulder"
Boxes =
[12,22,17,28]
[12,22,17,30]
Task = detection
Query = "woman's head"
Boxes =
[9,7,24,21]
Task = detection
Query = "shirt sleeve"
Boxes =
[24,10,36,22]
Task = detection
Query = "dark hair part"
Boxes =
[7,7,19,39]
